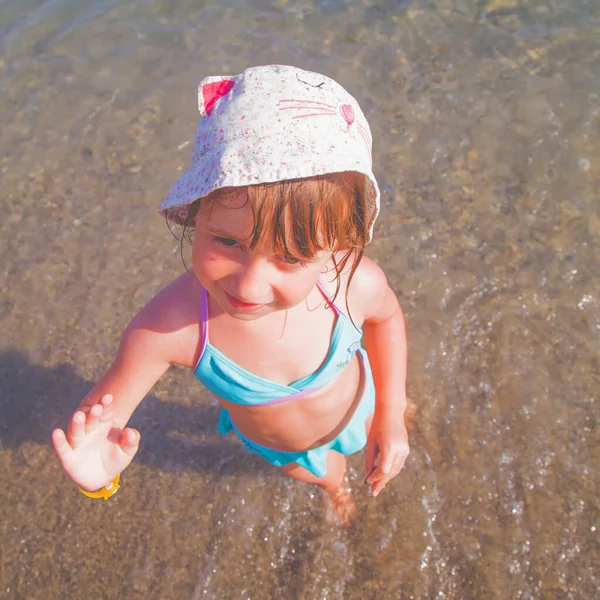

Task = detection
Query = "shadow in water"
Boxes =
[0,350,271,475]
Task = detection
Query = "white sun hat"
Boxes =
[159,64,380,241]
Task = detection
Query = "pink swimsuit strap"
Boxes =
[198,285,210,364]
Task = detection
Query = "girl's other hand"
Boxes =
[52,394,140,491]
[365,407,410,497]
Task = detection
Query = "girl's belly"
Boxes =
[218,353,364,452]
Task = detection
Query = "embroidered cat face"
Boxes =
[193,66,372,162]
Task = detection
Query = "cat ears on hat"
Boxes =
[198,77,235,117]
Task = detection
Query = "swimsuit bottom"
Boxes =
[216,349,375,478]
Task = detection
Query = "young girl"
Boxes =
[52,65,410,523]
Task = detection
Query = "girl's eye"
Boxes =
[281,255,306,267]
[215,236,239,248]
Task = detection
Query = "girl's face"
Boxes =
[192,188,333,320]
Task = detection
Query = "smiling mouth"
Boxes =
[223,291,264,311]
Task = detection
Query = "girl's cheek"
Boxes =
[193,238,222,260]
[195,246,240,274]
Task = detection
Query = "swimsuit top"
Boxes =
[193,281,363,406]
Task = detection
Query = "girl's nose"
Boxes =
[233,257,272,302]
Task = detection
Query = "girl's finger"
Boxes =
[371,463,395,495]
[392,453,407,476]
[99,394,114,422]
[368,468,390,498]
[52,428,73,460]
[364,464,377,485]
[371,452,408,496]
[371,480,387,498]
[378,448,395,476]
[367,450,393,485]
[364,440,378,483]
[119,428,140,458]
[371,478,387,497]
[367,459,393,484]
[84,403,102,434]
[369,456,395,495]
[67,411,86,447]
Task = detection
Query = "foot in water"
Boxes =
[325,485,357,526]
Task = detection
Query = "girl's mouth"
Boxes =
[223,291,264,312]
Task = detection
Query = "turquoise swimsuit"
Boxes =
[193,281,376,478]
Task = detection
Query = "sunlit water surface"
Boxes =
[1,0,599,598]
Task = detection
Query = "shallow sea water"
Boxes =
[1,1,599,598]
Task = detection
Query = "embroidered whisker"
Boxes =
[357,123,372,143]
[358,127,369,142]
[290,112,341,119]
[278,106,337,114]
[279,106,337,114]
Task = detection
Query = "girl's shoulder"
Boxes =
[125,271,203,369]
[330,253,392,325]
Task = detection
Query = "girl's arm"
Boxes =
[349,257,409,497]
[52,274,201,491]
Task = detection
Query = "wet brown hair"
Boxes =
[173,172,371,307]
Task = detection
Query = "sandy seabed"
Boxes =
[1,1,599,598]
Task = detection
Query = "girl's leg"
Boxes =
[278,450,356,525]
[279,449,346,492]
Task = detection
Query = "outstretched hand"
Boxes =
[52,394,140,491]
[365,407,410,497]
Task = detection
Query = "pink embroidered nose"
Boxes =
[341,104,355,125]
